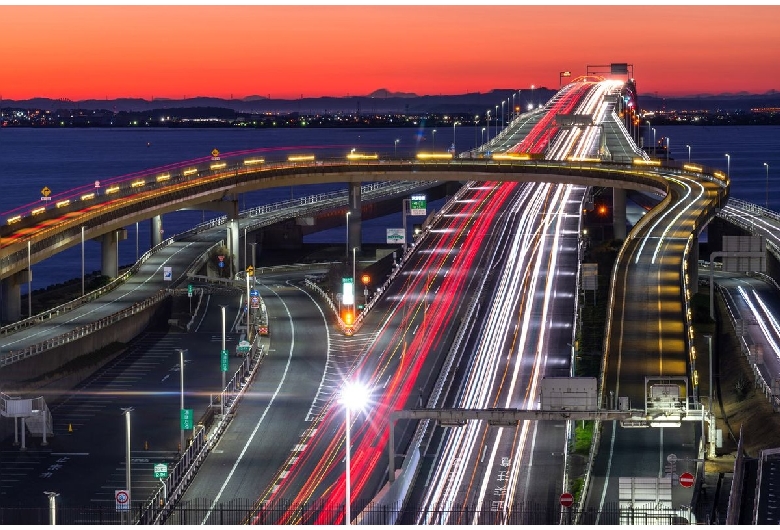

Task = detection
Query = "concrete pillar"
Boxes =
[227,219,239,278]
[613,187,626,240]
[151,215,163,247]
[348,182,362,254]
[1,271,27,323]
[101,229,127,279]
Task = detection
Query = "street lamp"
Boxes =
[452,121,459,151]
[686,144,691,163]
[44,491,59,525]
[486,110,491,144]
[394,138,399,157]
[765,163,770,209]
[494,105,499,137]
[352,247,357,309]
[340,381,370,525]
[531,84,535,108]
[512,93,516,121]
[81,226,85,297]
[432,129,436,151]
[644,120,651,149]
[501,100,505,130]
[121,406,134,524]
[666,136,670,163]
[220,305,226,416]
[345,211,351,261]
[725,153,730,177]
[481,127,485,150]
[176,348,186,453]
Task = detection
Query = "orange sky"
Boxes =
[2,5,779,101]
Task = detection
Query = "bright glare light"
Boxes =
[340,381,370,412]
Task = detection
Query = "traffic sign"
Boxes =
[247,265,254,276]
[559,492,574,508]
[236,340,251,354]
[187,284,193,297]
[667,453,678,464]
[153,463,169,479]
[221,349,229,372]
[115,489,130,511]
[94,180,101,188]
[679,472,694,488]
[180,408,194,430]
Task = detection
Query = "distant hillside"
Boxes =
[3,88,779,114]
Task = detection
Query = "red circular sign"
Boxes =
[560,492,574,507]
[679,472,694,488]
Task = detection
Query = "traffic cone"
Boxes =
[68,423,73,433]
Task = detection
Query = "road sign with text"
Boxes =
[180,408,194,430]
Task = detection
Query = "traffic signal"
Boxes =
[361,274,370,285]
[343,309,354,326]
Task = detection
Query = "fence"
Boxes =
[0,498,694,525]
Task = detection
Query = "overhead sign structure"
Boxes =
[410,194,427,216]
[387,228,406,245]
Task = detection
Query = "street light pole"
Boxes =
[501,100,505,130]
[486,110,490,145]
[221,306,226,416]
[666,136,670,163]
[352,247,356,309]
[345,211,350,261]
[652,128,656,156]
[81,226,85,297]
[176,348,186,453]
[432,129,436,151]
[121,406,133,524]
[686,144,691,163]
[44,491,59,525]
[765,163,770,209]
[481,128,485,150]
[725,153,730,177]
[394,138,399,157]
[452,121,458,152]
[341,382,370,526]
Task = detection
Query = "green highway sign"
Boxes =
[410,194,427,216]
[221,349,229,372]
[187,284,193,297]
[180,408,194,430]
[153,463,169,479]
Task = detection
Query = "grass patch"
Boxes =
[573,420,594,455]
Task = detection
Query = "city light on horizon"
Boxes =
[1,5,779,101]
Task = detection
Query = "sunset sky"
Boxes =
[2,4,779,101]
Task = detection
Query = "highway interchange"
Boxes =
[1,76,740,524]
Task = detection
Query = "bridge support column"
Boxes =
[348,182,362,255]
[101,229,127,279]
[226,219,239,278]
[1,271,29,323]
[613,188,626,240]
[151,215,163,247]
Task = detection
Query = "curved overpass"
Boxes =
[0,156,721,281]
